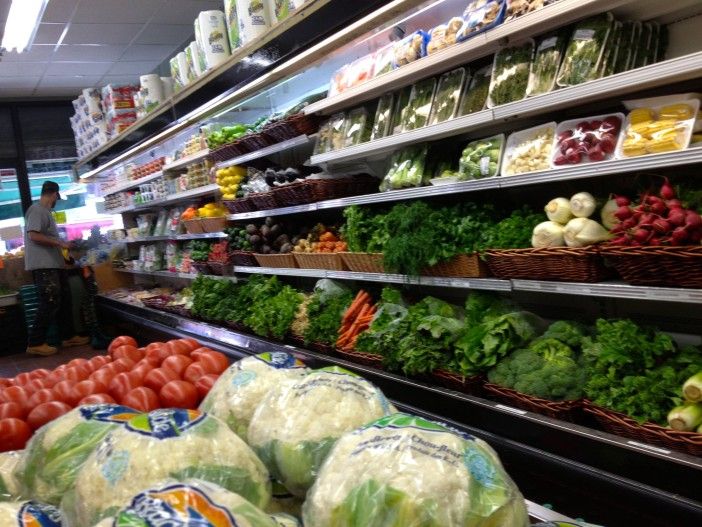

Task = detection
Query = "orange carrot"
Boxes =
[342,291,370,324]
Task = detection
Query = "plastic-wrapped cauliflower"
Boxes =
[15,404,140,504]
[0,501,61,527]
[303,413,529,527]
[272,513,303,527]
[247,366,395,497]
[199,352,309,438]
[62,408,271,527]
[87,479,281,527]
[0,451,22,500]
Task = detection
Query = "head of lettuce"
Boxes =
[303,413,529,527]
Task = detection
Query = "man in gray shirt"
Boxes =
[24,181,89,355]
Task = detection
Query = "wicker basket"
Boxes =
[201,216,227,233]
[288,113,322,136]
[225,320,249,333]
[239,132,273,151]
[208,140,250,163]
[287,335,306,348]
[309,341,334,354]
[254,253,298,268]
[423,253,490,278]
[599,245,702,288]
[294,252,347,271]
[223,198,256,214]
[484,247,613,282]
[262,120,297,142]
[207,261,233,276]
[336,348,384,369]
[230,251,259,267]
[190,261,210,274]
[339,252,384,273]
[484,383,582,422]
[273,181,316,207]
[431,369,484,395]
[249,191,279,210]
[182,219,204,234]
[583,400,702,456]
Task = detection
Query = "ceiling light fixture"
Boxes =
[1,0,49,54]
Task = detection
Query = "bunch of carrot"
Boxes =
[337,290,376,350]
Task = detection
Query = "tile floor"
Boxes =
[0,345,104,378]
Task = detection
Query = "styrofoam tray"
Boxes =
[623,93,701,111]
[430,176,460,185]
[501,122,556,177]
[550,112,625,169]
[616,99,699,160]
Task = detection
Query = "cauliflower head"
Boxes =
[199,352,309,438]
[247,366,395,497]
[0,451,23,500]
[303,413,529,527]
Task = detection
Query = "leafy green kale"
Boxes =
[341,206,389,253]
[476,206,543,251]
[304,291,354,345]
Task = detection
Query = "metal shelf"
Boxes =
[124,232,227,244]
[0,293,18,307]
[103,171,163,197]
[512,280,702,303]
[162,150,210,172]
[216,135,312,169]
[107,184,220,214]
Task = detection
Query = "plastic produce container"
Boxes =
[427,17,464,55]
[551,113,624,167]
[556,13,614,87]
[488,39,534,107]
[527,32,568,97]
[401,77,437,132]
[458,134,505,179]
[459,64,491,115]
[343,107,371,147]
[429,68,467,125]
[457,0,506,42]
[501,122,556,176]
[371,93,394,141]
[392,30,429,67]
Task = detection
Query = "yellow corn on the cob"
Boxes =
[646,138,682,153]
[659,103,694,120]
[629,108,654,124]
[622,143,648,157]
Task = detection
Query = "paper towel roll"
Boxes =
[193,17,208,72]
[161,77,174,99]
[197,10,231,70]
[139,73,164,105]
[185,43,199,81]
[169,57,183,92]
[176,51,191,86]
[266,0,296,23]
[223,0,241,50]
[236,0,272,44]
[187,41,203,78]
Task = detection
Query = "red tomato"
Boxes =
[113,357,136,373]
[109,372,142,403]
[0,402,25,420]
[71,380,107,406]
[89,356,111,370]
[14,372,32,386]
[113,345,144,363]
[90,368,116,388]
[52,380,74,403]
[108,336,138,355]
[122,387,160,412]
[131,362,154,383]
[165,340,191,356]
[179,338,201,352]
[27,401,72,430]
[195,374,219,399]
[28,389,57,407]
[143,368,179,393]
[25,379,48,393]
[0,378,12,388]
[183,363,208,384]
[1,386,29,412]
[145,342,167,353]
[46,370,65,387]
[54,364,68,374]
[0,418,31,451]
[79,393,116,405]
[159,380,198,409]
[67,358,90,369]
[196,351,229,374]
[189,347,214,361]
[64,366,90,383]
[162,355,193,377]
[145,346,170,366]
[28,369,51,380]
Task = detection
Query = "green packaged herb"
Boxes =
[598,20,622,78]
[613,21,634,74]
[328,112,346,151]
[488,40,533,107]
[626,22,642,71]
[429,68,467,125]
[632,22,650,69]
[314,119,332,155]
[526,32,568,97]
[459,64,491,115]
[646,22,660,65]
[401,77,437,132]
[380,145,428,191]
[656,24,669,63]
[343,107,371,147]
[458,134,504,180]
[371,93,394,141]
[391,87,412,134]
[556,12,613,87]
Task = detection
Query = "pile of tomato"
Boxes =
[0,336,229,452]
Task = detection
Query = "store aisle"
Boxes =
[0,345,102,377]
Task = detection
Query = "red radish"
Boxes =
[650,201,666,215]
[685,211,702,229]
[668,208,686,226]
[691,230,702,242]
[614,195,630,207]
[666,199,683,209]
[599,136,616,154]
[621,218,637,230]
[633,229,651,243]
[588,145,605,161]
[649,237,662,246]
[652,219,671,233]
[671,227,688,244]
[660,179,676,200]
[614,206,632,221]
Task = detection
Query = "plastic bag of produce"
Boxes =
[272,513,303,526]
[372,44,395,78]
[401,77,437,132]
[392,31,429,68]
[457,0,506,42]
[556,13,613,87]
[0,501,61,527]
[370,93,394,141]
[199,352,309,438]
[343,107,371,147]
[459,64,491,115]
[62,408,271,527]
[505,0,557,21]
[303,413,529,527]
[14,404,140,505]
[459,134,504,180]
[380,145,429,191]
[488,40,534,108]
[429,68,467,125]
[526,32,568,97]
[427,17,464,55]
[0,451,22,500]
[247,366,395,497]
[92,479,280,527]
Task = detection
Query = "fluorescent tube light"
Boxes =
[1,0,49,53]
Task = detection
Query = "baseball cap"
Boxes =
[41,181,63,200]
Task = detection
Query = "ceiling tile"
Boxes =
[53,44,127,61]
[0,62,18,77]
[1,45,55,62]
[121,44,179,61]
[0,76,41,89]
[107,60,160,75]
[13,62,48,76]
[134,24,193,45]
[45,61,113,76]
[71,0,162,24]
[33,23,67,45]
[155,0,223,24]
[41,0,80,23]
[37,75,103,87]
[33,86,90,97]
[100,74,140,86]
[62,23,143,45]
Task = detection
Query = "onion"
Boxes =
[600,199,619,229]
[569,192,597,218]
[544,197,573,225]
[563,218,611,247]
[531,221,566,248]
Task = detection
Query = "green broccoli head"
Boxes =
[541,320,588,348]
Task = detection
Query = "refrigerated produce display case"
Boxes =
[5,0,702,525]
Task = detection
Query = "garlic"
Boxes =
[600,199,619,229]
[569,192,597,218]
[544,197,573,225]
[563,218,611,247]
[532,221,566,248]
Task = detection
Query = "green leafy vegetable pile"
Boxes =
[304,282,354,346]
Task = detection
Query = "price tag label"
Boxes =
[496,404,527,415]
[626,441,671,455]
